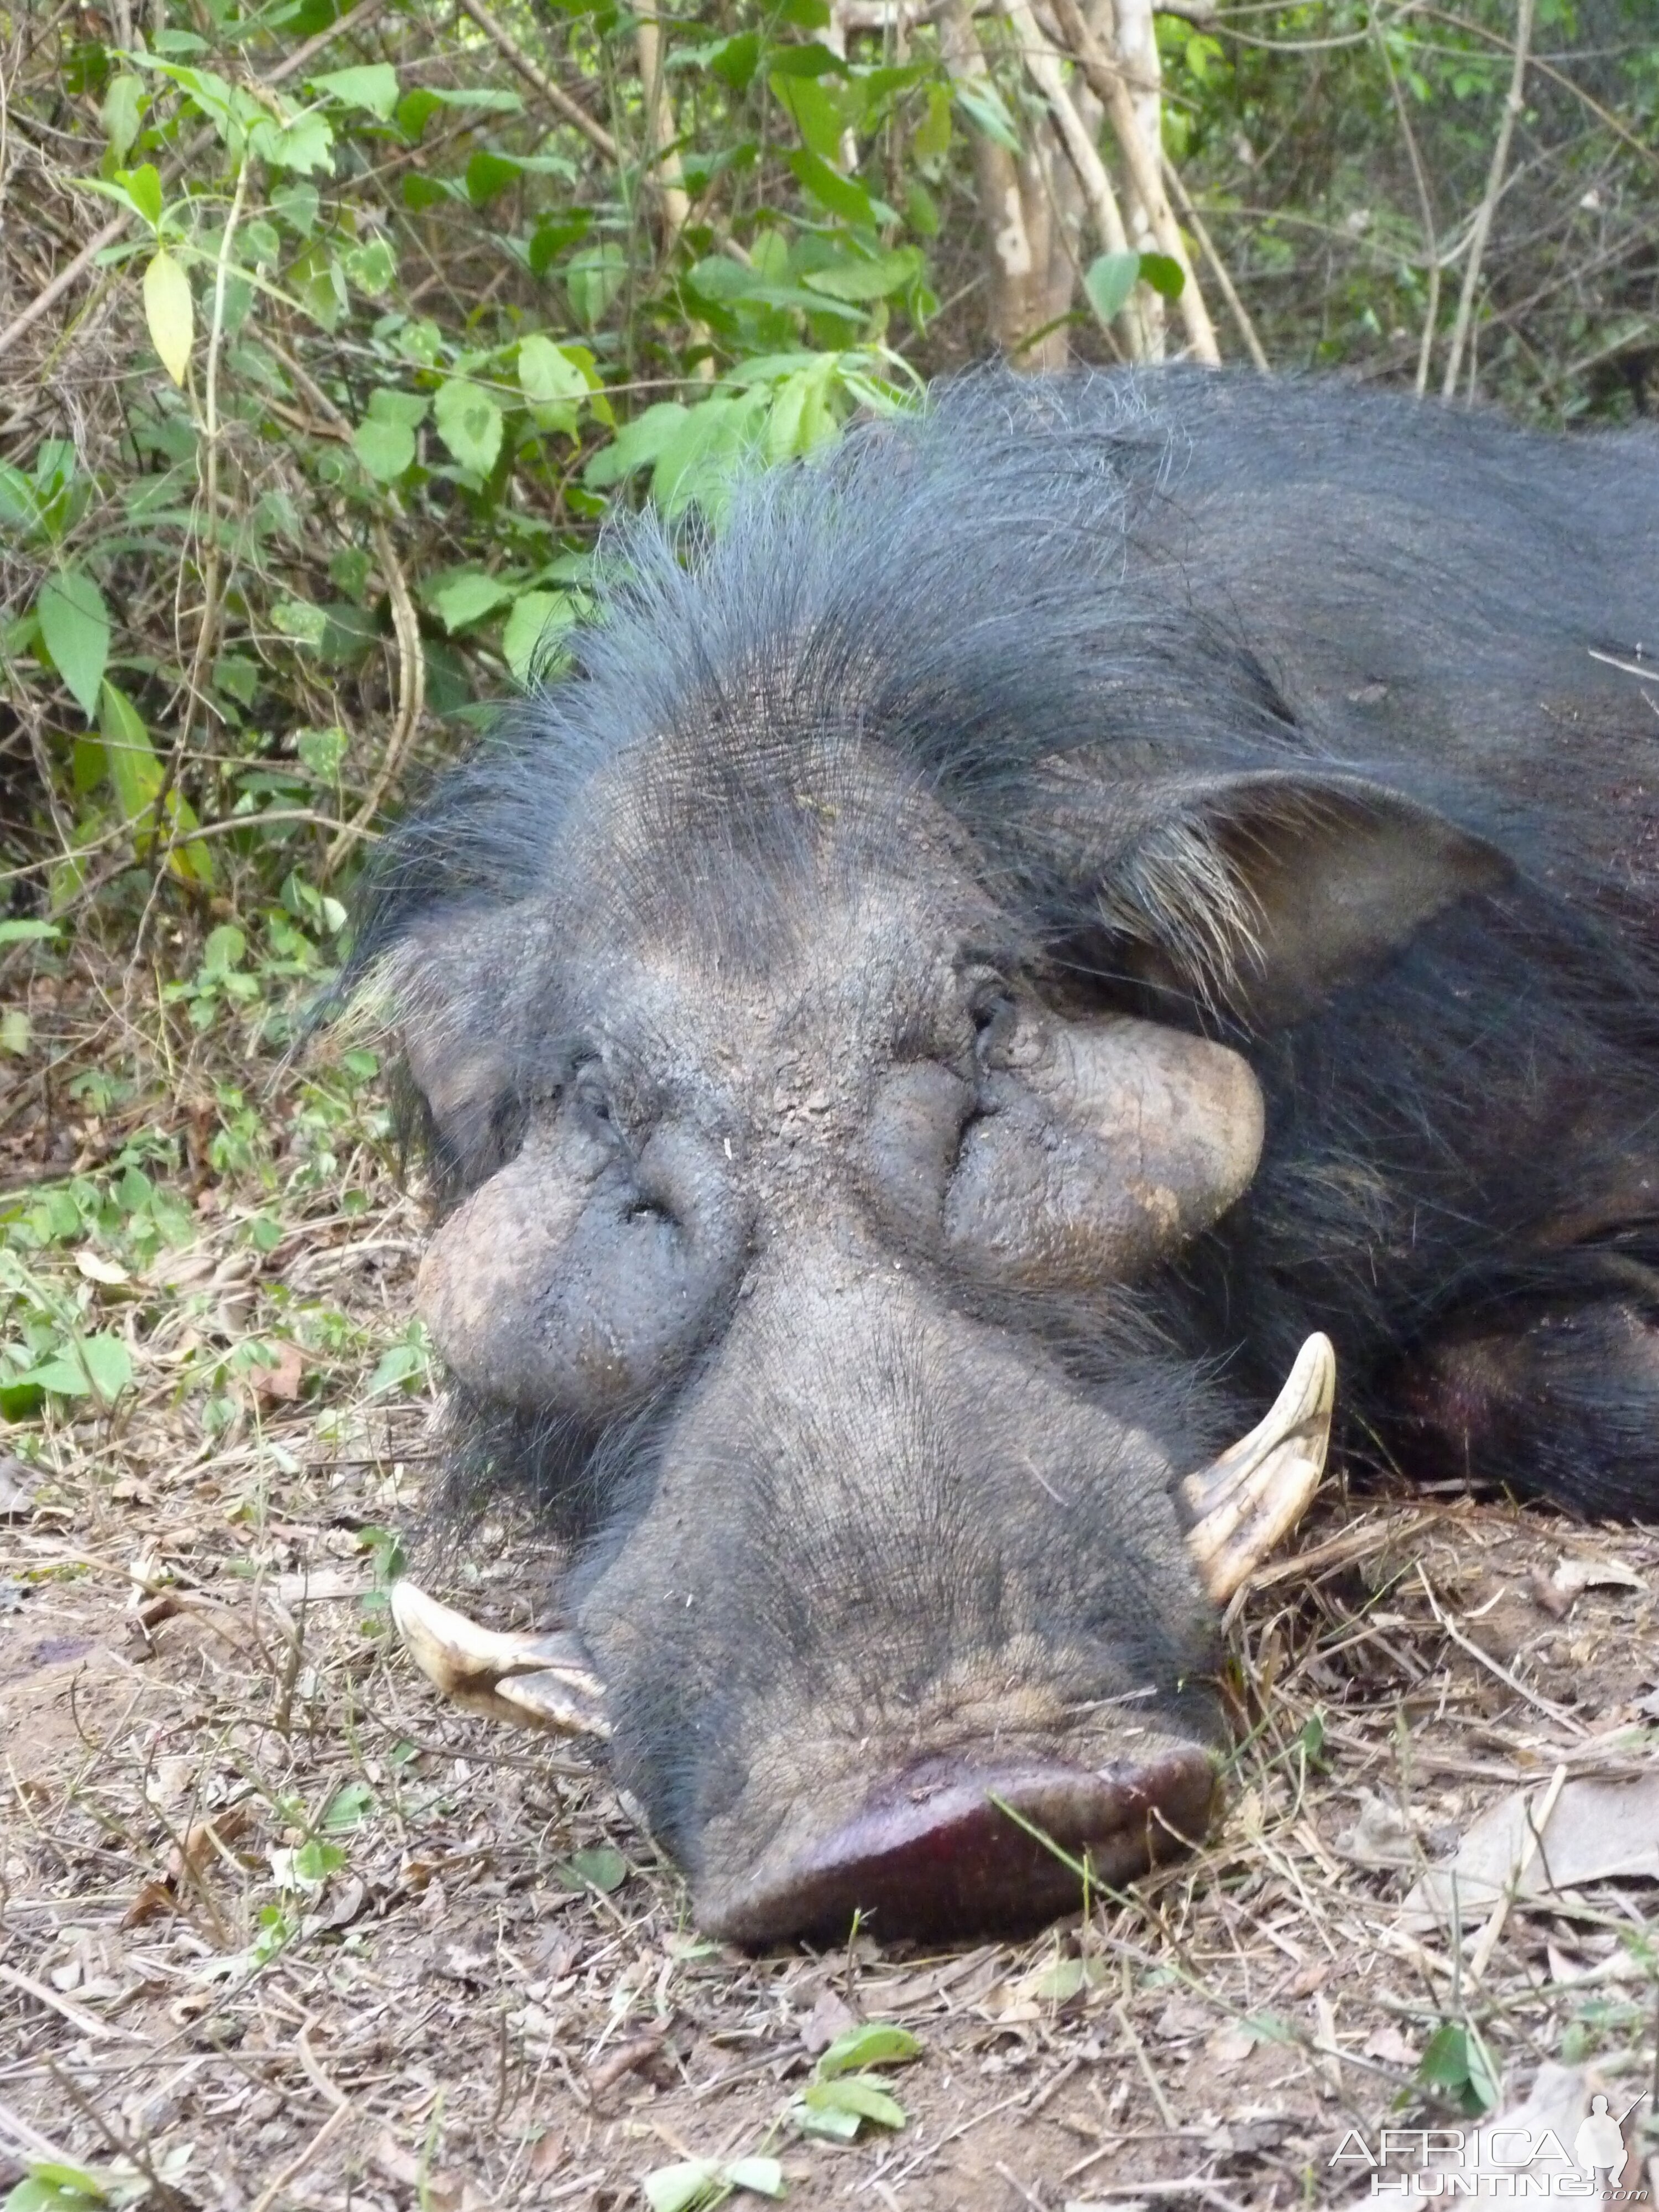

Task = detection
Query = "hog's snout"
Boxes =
[700,1746,1220,1944]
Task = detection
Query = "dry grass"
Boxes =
[3,966,1658,2212]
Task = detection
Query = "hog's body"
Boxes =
[358,371,1659,1941]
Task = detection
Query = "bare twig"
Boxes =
[453,0,619,163]
[1161,152,1268,371]
[1441,0,1535,400]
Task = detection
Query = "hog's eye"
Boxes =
[969,987,1019,1069]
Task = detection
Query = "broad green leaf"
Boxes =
[567,244,628,330]
[0,920,59,945]
[518,335,587,429]
[708,30,761,90]
[270,179,320,234]
[202,924,246,974]
[322,1779,375,1830]
[642,2162,722,2212]
[724,2162,785,2198]
[38,571,111,720]
[555,1844,628,1892]
[296,724,347,779]
[800,2075,906,2130]
[144,248,193,383]
[99,680,162,826]
[77,1334,133,1404]
[913,81,952,162]
[311,63,399,119]
[253,110,335,174]
[772,71,849,161]
[12,1355,91,1398]
[466,149,520,206]
[122,161,164,228]
[641,2156,784,2212]
[425,569,515,633]
[788,147,873,227]
[803,247,921,302]
[502,591,574,683]
[102,75,147,159]
[0,462,40,535]
[272,599,330,648]
[952,77,1020,153]
[1137,251,1186,300]
[344,238,397,296]
[1084,250,1142,325]
[432,378,504,474]
[816,2023,922,2078]
[583,401,691,488]
[352,415,415,480]
[792,2101,861,2141]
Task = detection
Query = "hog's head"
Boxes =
[356,388,1510,1942]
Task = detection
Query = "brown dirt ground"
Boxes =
[3,1021,1658,2212]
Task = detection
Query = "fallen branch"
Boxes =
[454,0,619,163]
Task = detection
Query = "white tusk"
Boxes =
[1181,1333,1336,1603]
[392,1579,610,1739]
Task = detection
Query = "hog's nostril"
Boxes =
[707,1746,1218,1945]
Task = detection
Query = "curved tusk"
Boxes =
[392,1579,611,1739]
[1181,1333,1336,1603]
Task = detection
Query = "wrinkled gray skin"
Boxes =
[405,746,1258,1939]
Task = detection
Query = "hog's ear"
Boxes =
[387,912,520,1189]
[1083,771,1514,1029]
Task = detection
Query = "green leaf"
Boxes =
[0,920,59,945]
[466,149,520,206]
[143,248,193,383]
[77,1334,133,1404]
[202,924,246,974]
[952,77,1020,153]
[122,161,164,228]
[555,1844,628,1893]
[102,75,147,159]
[816,2023,922,2077]
[270,180,320,235]
[425,569,515,634]
[0,462,40,536]
[708,31,761,90]
[800,2076,906,2130]
[913,81,951,162]
[296,724,347,780]
[518,335,588,428]
[641,2163,722,2212]
[502,591,574,683]
[291,1837,346,1885]
[99,680,163,827]
[311,63,399,118]
[791,2101,862,2142]
[1138,251,1186,300]
[773,70,849,161]
[344,237,397,296]
[321,1779,375,1831]
[9,1356,91,1399]
[724,2162,785,2198]
[1084,251,1141,325]
[787,147,873,227]
[38,571,111,720]
[352,415,415,480]
[432,378,504,475]
[272,599,331,649]
[253,110,335,175]
[802,247,921,302]
[567,244,627,330]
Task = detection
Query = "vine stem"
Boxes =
[176,157,249,765]
[1440,0,1535,401]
